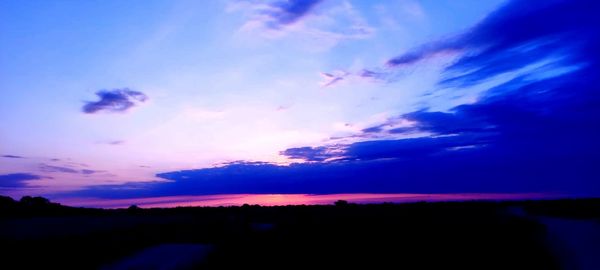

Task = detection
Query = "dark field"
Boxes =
[1,196,599,269]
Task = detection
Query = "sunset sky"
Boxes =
[1,0,599,206]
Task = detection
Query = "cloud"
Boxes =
[264,0,323,28]
[361,126,383,133]
[82,88,148,114]
[280,145,345,162]
[326,0,595,86]
[358,69,387,80]
[109,140,125,145]
[232,0,323,32]
[386,38,464,67]
[319,71,349,87]
[276,105,291,111]
[39,164,100,175]
[233,0,374,50]
[387,0,597,86]
[39,164,79,174]
[81,169,98,175]
[319,68,390,88]
[65,0,600,199]
[1,155,24,159]
[358,109,491,137]
[0,173,42,188]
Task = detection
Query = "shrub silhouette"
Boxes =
[128,204,141,212]
[0,195,16,205]
[20,196,51,207]
[334,200,349,207]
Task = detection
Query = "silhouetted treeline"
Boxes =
[0,195,103,217]
[0,195,599,269]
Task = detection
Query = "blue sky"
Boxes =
[1,0,599,204]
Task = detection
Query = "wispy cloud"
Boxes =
[326,0,593,87]
[280,145,345,162]
[229,0,323,30]
[319,70,349,87]
[232,0,374,50]
[39,164,100,175]
[82,88,148,114]
[102,140,125,146]
[386,38,464,67]
[263,0,323,29]
[319,68,390,88]
[1,154,24,159]
[39,164,79,174]
[385,0,595,89]
[398,0,426,21]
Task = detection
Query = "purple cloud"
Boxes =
[265,0,323,28]
[358,69,387,79]
[386,38,464,67]
[1,155,24,159]
[101,140,125,145]
[39,164,80,174]
[319,71,349,87]
[82,88,148,114]
[384,0,596,89]
[280,146,345,162]
[39,164,100,175]
[81,169,98,175]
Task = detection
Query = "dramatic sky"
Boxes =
[1,0,599,206]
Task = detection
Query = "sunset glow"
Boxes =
[1,0,599,207]
[57,193,565,209]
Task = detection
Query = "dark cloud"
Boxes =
[343,135,489,161]
[387,0,599,87]
[361,126,384,133]
[1,155,24,159]
[67,0,600,199]
[387,38,464,67]
[265,0,323,28]
[280,146,344,162]
[387,127,414,134]
[0,173,42,188]
[402,110,492,135]
[82,88,148,114]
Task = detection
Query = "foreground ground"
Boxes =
[1,196,599,269]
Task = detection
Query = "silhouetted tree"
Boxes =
[334,200,349,207]
[0,195,16,206]
[20,196,51,207]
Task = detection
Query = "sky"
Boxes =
[1,0,599,207]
